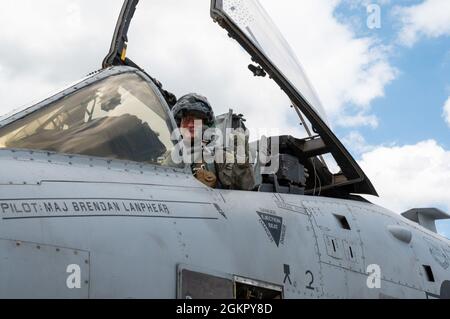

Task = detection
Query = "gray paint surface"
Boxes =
[0,149,449,299]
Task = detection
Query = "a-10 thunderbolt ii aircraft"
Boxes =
[0,0,449,299]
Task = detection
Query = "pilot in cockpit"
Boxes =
[171,93,254,191]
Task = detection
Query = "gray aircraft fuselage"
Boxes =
[0,139,449,298]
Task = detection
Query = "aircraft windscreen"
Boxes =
[0,73,178,166]
[213,0,328,123]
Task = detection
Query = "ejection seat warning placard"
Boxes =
[0,198,221,221]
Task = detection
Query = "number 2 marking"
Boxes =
[306,271,314,290]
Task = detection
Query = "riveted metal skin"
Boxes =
[0,146,450,298]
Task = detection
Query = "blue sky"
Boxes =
[332,0,450,237]
[344,36,450,146]
[334,0,450,149]
[368,38,449,147]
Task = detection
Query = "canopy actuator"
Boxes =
[102,0,177,107]
[102,0,139,69]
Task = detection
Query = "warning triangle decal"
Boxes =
[257,212,283,247]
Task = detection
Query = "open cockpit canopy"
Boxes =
[210,0,377,197]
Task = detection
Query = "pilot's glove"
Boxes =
[192,164,217,188]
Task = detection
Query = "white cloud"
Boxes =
[343,0,391,7]
[0,0,396,133]
[0,65,62,120]
[0,0,124,112]
[360,140,450,213]
[443,97,450,127]
[395,0,450,47]
[342,131,376,154]
[337,113,379,128]
[261,0,397,126]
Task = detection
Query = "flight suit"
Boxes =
[192,158,254,191]
[193,132,255,191]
